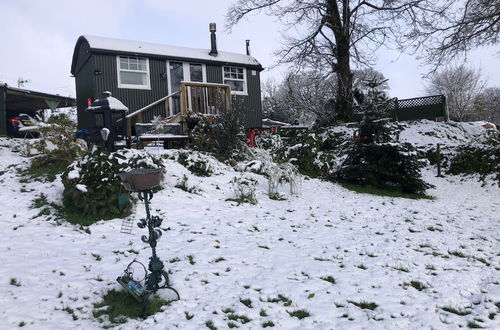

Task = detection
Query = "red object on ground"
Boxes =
[246,126,281,147]
[87,98,93,107]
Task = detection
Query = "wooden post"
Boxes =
[436,143,442,177]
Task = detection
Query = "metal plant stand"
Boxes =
[118,169,179,308]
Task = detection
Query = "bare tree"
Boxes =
[411,0,500,69]
[226,0,435,122]
[474,87,500,125]
[263,70,336,126]
[426,65,486,121]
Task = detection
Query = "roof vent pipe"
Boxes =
[209,22,218,56]
[245,40,251,56]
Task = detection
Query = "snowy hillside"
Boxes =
[0,121,499,329]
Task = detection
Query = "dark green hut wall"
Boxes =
[75,53,262,129]
[206,65,262,128]
[75,55,95,130]
[93,55,167,122]
[0,85,6,135]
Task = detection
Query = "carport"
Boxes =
[0,84,76,136]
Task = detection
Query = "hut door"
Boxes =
[168,62,184,115]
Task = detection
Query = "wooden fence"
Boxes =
[353,95,447,122]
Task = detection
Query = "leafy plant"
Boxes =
[32,113,85,165]
[227,176,258,205]
[93,289,171,325]
[177,152,213,177]
[61,148,163,222]
[287,309,310,319]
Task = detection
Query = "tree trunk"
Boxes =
[335,38,353,122]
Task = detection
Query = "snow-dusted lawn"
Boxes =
[0,133,499,329]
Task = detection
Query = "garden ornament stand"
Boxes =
[117,168,180,306]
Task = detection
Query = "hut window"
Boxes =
[222,66,247,95]
[117,56,150,89]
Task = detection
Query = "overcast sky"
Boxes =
[0,0,498,99]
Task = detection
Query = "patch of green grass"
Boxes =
[212,257,225,263]
[473,257,490,266]
[427,226,443,232]
[341,183,433,200]
[185,311,194,320]
[348,300,378,310]
[26,159,68,182]
[266,294,290,304]
[227,313,252,324]
[449,250,467,258]
[440,306,471,316]
[262,320,275,327]
[91,253,102,261]
[227,321,238,328]
[392,265,409,272]
[169,257,181,263]
[93,289,171,324]
[240,298,253,308]
[63,306,78,320]
[467,321,483,328]
[408,281,427,291]
[18,321,26,327]
[357,264,367,270]
[10,278,21,287]
[187,255,196,265]
[259,309,268,317]
[287,309,310,319]
[205,320,217,330]
[320,276,336,284]
[268,192,286,201]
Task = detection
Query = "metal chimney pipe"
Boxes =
[209,23,218,56]
[245,40,251,56]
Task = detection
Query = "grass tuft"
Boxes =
[440,306,471,316]
[287,309,310,319]
[348,300,378,310]
[92,289,171,324]
[320,276,336,284]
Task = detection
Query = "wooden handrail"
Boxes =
[126,91,180,119]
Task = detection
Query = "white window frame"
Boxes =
[116,56,151,90]
[166,61,207,95]
[222,66,247,96]
[166,61,207,116]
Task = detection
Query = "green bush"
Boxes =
[177,151,213,176]
[336,143,432,195]
[61,148,163,221]
[448,135,500,184]
[32,113,85,164]
[190,107,249,161]
[272,129,351,178]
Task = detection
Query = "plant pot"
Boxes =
[119,168,165,192]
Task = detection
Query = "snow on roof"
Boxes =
[83,35,262,68]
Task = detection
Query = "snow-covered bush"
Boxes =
[448,135,500,184]
[228,176,258,204]
[177,151,213,177]
[61,148,163,219]
[190,109,250,162]
[272,129,351,178]
[31,113,86,165]
[336,142,433,195]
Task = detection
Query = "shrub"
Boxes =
[191,106,249,161]
[177,151,213,177]
[228,176,258,204]
[336,142,432,195]
[448,135,500,184]
[272,128,351,178]
[61,148,163,220]
[32,113,85,165]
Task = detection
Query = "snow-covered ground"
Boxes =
[0,121,499,329]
